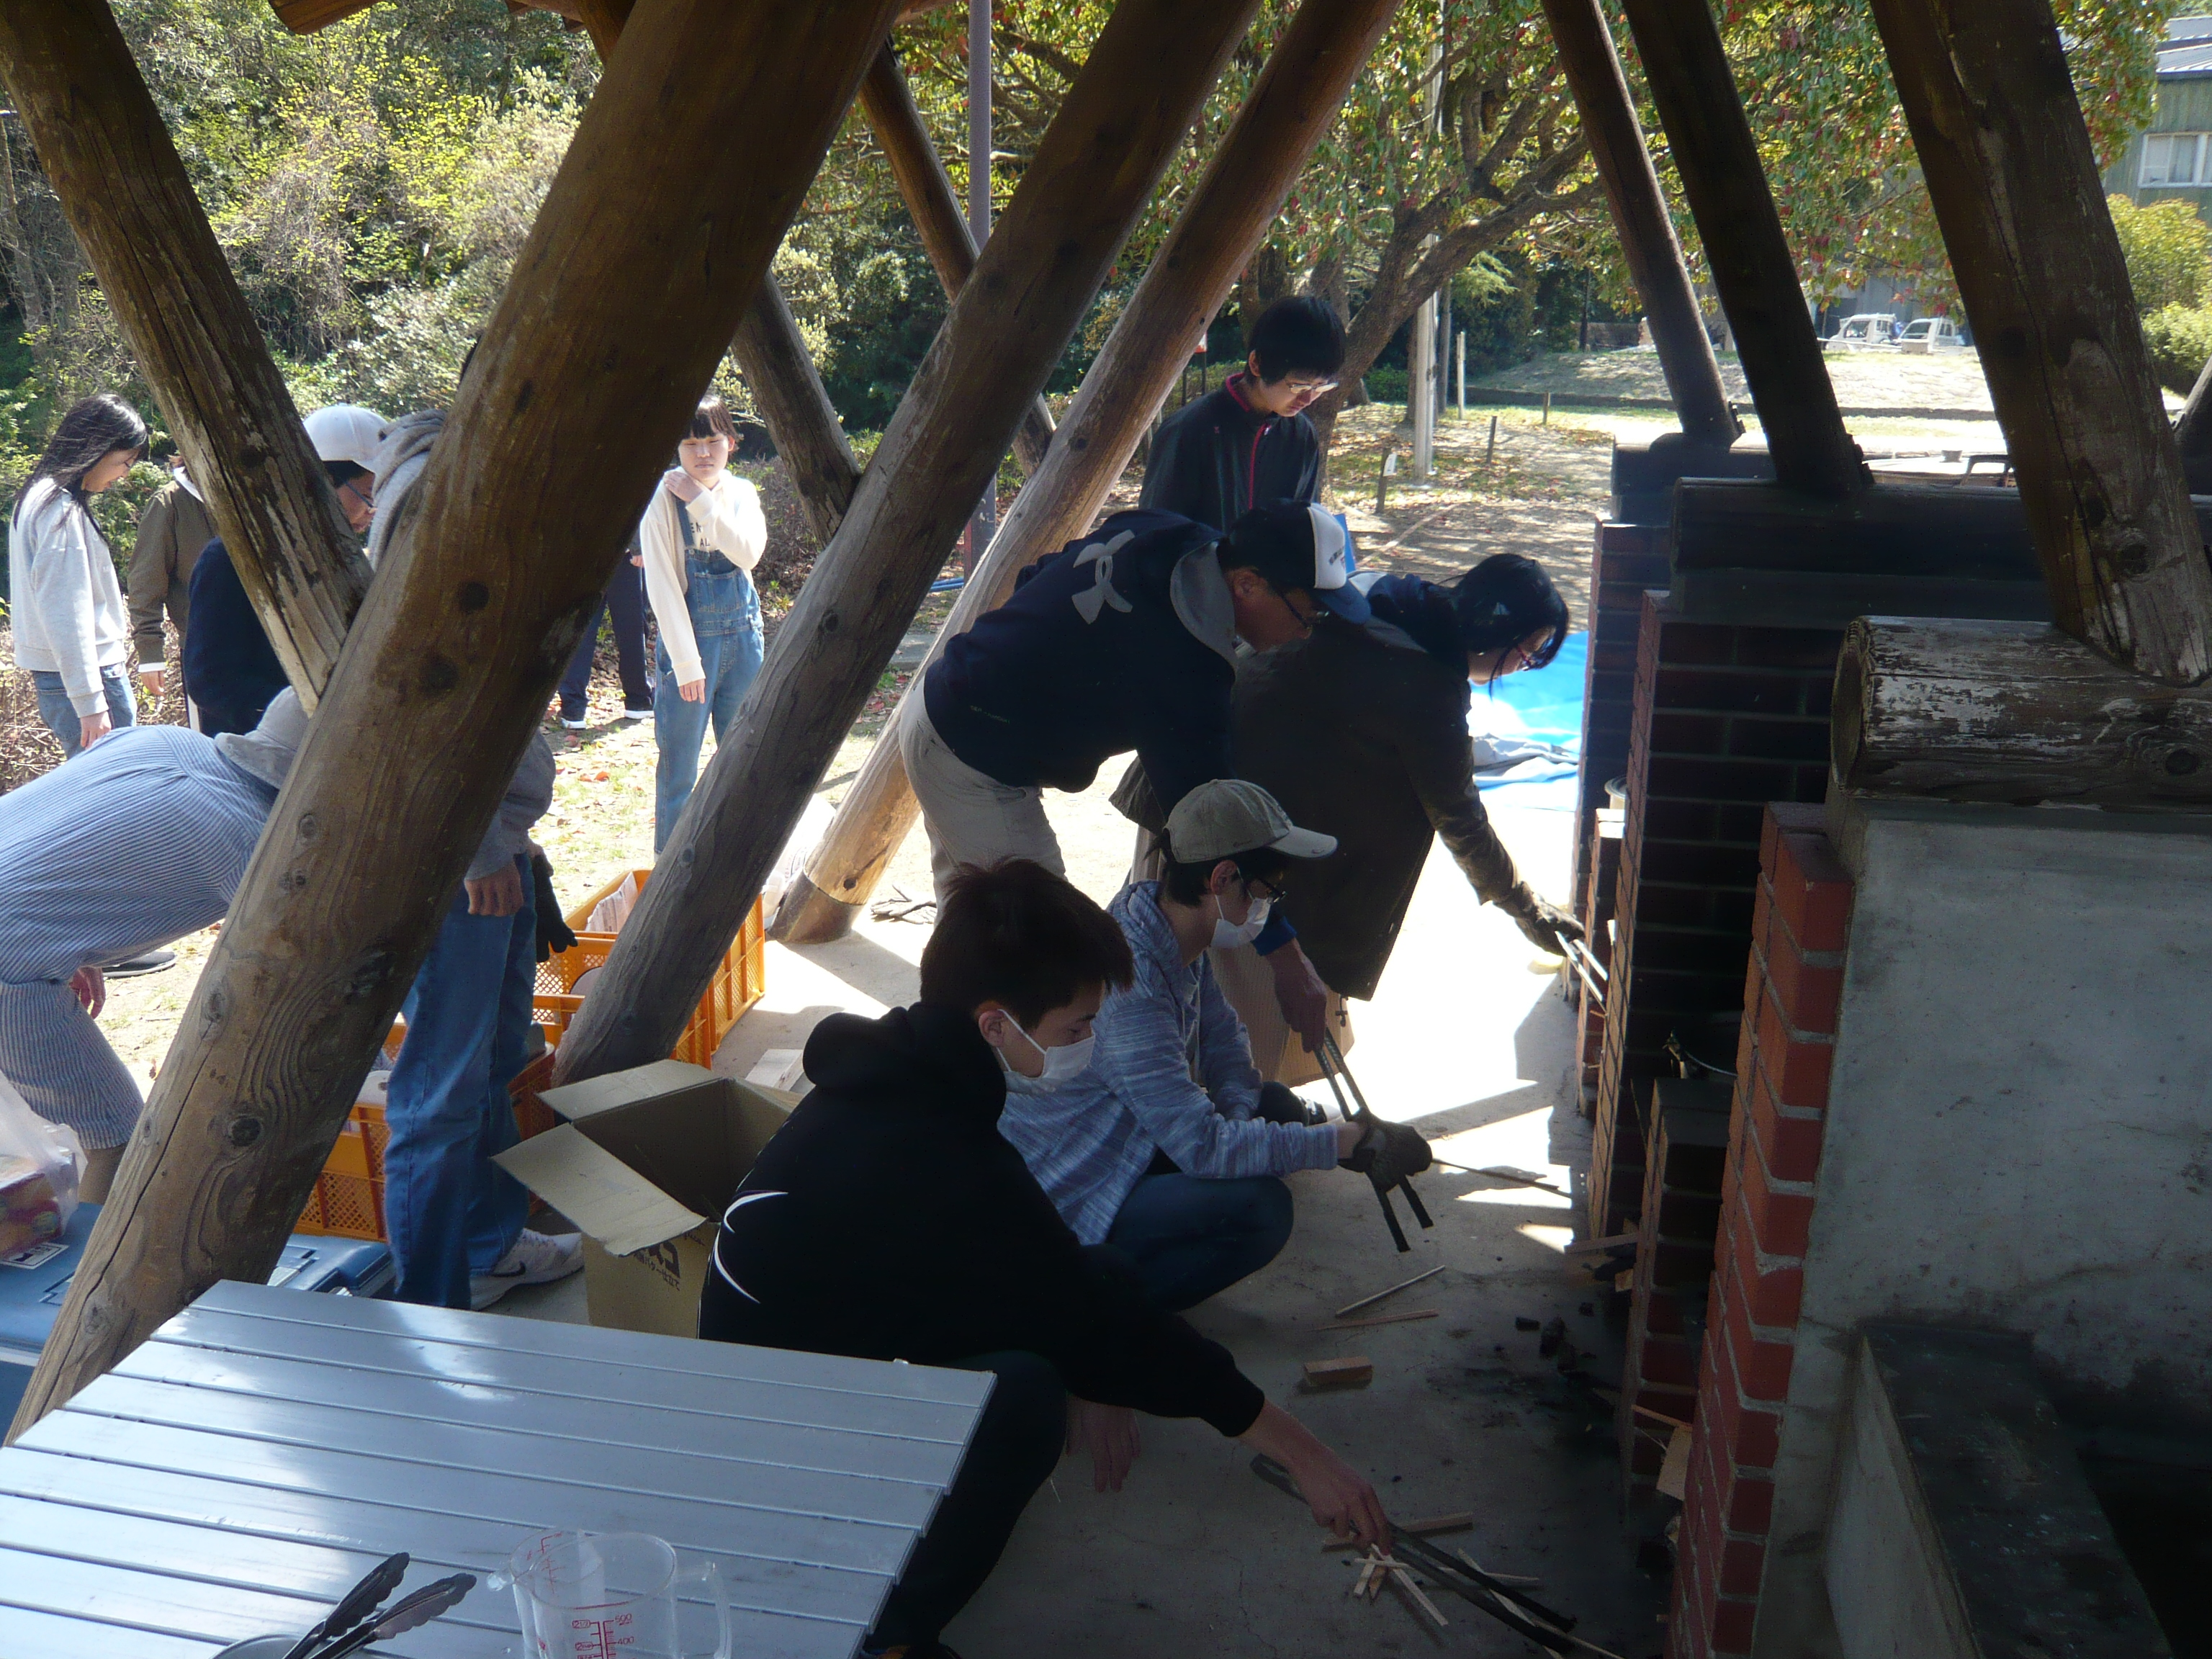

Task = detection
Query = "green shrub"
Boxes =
[1363,366,1408,404]
[2110,194,2212,315]
[2141,302,2212,394]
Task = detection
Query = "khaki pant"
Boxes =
[899,698,1065,906]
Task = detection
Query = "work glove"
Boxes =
[1256,1080,1323,1127]
[531,853,577,964]
[1341,1120,1433,1190]
[1503,882,1584,957]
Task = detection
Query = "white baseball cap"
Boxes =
[304,404,389,472]
[1229,502,1368,621]
[1166,778,1337,863]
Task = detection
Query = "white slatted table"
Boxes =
[0,1281,990,1657]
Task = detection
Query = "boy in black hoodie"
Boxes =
[701,860,1387,1659]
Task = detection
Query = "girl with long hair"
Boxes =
[638,392,768,850]
[9,392,150,757]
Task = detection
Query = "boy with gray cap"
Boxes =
[997,778,1433,1311]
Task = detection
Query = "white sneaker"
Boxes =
[560,716,587,730]
[471,1228,585,1309]
[621,706,652,721]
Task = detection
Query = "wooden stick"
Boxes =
[730,277,862,544]
[768,0,1404,944]
[1390,1563,1451,1628]
[1633,1403,1691,1431]
[1539,0,1736,447]
[1564,1231,1640,1256]
[1318,1308,1440,1333]
[8,0,904,1444]
[549,0,1272,1076]
[1325,1512,1473,1550]
[1333,1264,1445,1318]
[0,0,369,711]
[1614,0,1863,499]
[1866,0,2212,683]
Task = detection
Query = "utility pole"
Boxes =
[1410,11,1443,477]
[966,0,995,570]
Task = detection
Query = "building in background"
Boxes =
[2101,16,2212,212]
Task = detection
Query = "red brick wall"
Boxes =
[1668,805,1854,1659]
[1589,596,1840,1238]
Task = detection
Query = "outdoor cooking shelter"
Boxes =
[2,0,2210,1653]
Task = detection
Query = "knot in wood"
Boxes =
[2165,748,2200,776]
[227,1115,264,1148]
[295,811,320,842]
[420,654,460,694]
[343,951,394,1004]
[456,581,491,613]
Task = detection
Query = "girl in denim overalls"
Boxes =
[637,395,768,851]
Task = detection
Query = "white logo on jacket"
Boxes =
[1070,530,1137,624]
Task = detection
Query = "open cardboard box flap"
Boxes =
[495,1060,794,1259]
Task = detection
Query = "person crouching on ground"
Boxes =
[700,859,1388,1659]
[639,393,767,851]
[997,780,1434,1311]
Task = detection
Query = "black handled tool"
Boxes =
[1316,1031,1433,1252]
[1250,1455,1591,1654]
[282,1553,408,1659]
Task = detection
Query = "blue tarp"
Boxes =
[1469,629,1585,810]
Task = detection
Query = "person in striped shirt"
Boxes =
[997,779,1432,1310]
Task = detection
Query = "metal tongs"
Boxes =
[1558,933,1607,1015]
[1251,1455,1609,1655]
[1315,1030,1433,1253]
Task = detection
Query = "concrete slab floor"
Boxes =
[500,764,1668,1658]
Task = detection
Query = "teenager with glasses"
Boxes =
[1140,294,1345,534]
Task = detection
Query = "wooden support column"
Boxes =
[1868,0,2212,683]
[1541,0,1737,448]
[773,0,1406,943]
[2175,354,2212,496]
[0,0,370,708]
[10,0,900,1440]
[859,46,1056,475]
[1614,0,1863,498]
[552,0,1265,1082]
[731,279,862,543]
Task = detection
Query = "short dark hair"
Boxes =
[1217,500,1312,585]
[1152,832,1295,906]
[323,459,368,490]
[1249,295,1345,382]
[920,859,1134,1025]
[685,393,739,445]
[1456,553,1570,667]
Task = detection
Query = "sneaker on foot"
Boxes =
[102,948,177,977]
[621,705,652,721]
[560,716,587,730]
[471,1228,584,1309]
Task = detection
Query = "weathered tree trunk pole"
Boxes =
[1614,0,1863,498]
[9,0,901,1441]
[1867,0,2212,683]
[552,0,1266,1082]
[1541,0,1737,448]
[731,279,863,544]
[773,0,1407,943]
[1834,616,2212,804]
[0,0,369,709]
[859,47,1057,474]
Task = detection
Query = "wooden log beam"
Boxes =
[1865,0,2212,683]
[0,0,370,711]
[858,45,1056,475]
[9,0,900,1442]
[1614,0,1864,498]
[1833,616,2212,806]
[773,0,1406,943]
[1540,0,1737,449]
[731,277,862,544]
[552,0,1265,1082]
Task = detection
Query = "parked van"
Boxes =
[1896,316,1966,354]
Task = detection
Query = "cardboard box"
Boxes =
[493,1059,794,1339]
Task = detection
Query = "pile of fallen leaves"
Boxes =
[0,620,194,796]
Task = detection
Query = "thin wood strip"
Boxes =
[1318,1308,1440,1333]
[1332,1265,1444,1318]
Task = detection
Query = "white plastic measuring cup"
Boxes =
[505,1530,731,1659]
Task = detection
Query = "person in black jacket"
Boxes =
[904,501,1364,1047]
[701,860,1388,1659]
[1140,295,1343,533]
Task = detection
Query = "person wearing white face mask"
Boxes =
[997,779,1433,1314]
[701,859,1389,1659]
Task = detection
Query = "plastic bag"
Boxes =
[0,1071,83,1258]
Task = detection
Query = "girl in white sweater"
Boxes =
[9,393,150,759]
[639,393,768,851]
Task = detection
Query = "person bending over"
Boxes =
[701,859,1387,1659]
[998,780,1433,1310]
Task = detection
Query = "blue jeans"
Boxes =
[558,559,652,721]
[653,555,763,852]
[1105,1172,1295,1312]
[32,667,135,759]
[383,856,536,1307]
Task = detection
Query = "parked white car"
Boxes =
[1896,315,1966,354]
[1825,313,1898,351]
